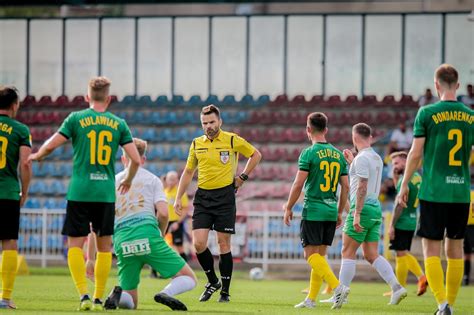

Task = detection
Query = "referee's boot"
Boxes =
[199,282,221,302]
[154,293,188,311]
[218,292,230,303]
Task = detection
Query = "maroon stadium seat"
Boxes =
[398,95,418,108]
[307,95,325,108]
[54,95,69,108]
[345,95,360,108]
[378,95,396,108]
[72,95,88,108]
[361,95,377,107]
[289,95,306,108]
[36,96,53,108]
[21,95,36,109]
[375,112,395,126]
[326,95,343,108]
[356,112,375,125]
[269,94,288,108]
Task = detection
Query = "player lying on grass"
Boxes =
[87,138,197,310]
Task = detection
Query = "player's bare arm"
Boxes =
[155,201,169,237]
[235,149,262,189]
[397,137,425,208]
[118,142,141,194]
[354,177,368,232]
[283,170,308,226]
[389,204,404,240]
[174,167,195,216]
[28,132,68,162]
[337,175,349,228]
[18,145,32,207]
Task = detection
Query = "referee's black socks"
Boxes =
[197,248,219,284]
[219,252,233,294]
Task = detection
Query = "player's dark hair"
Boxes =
[0,86,19,110]
[353,123,372,139]
[307,112,327,132]
[201,105,220,118]
[390,151,408,160]
[435,64,458,88]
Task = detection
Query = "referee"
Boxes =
[174,105,261,303]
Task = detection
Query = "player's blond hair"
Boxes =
[88,76,111,102]
[389,151,408,160]
[133,138,147,157]
[435,64,458,88]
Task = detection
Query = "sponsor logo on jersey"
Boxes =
[220,151,230,164]
[90,173,108,181]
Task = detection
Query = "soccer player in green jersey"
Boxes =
[29,77,141,311]
[387,151,427,297]
[398,64,473,315]
[335,123,407,309]
[283,112,350,309]
[0,86,32,309]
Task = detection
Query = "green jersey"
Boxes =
[413,101,473,203]
[0,115,31,200]
[298,142,348,221]
[395,172,421,231]
[58,108,133,203]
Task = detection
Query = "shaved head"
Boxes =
[166,171,179,187]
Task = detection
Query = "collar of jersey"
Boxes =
[203,129,224,142]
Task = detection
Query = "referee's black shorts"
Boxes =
[0,199,20,240]
[389,228,415,251]
[192,184,236,234]
[417,200,470,241]
[300,220,337,247]
[62,201,115,237]
[464,225,474,254]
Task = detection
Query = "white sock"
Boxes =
[161,275,196,297]
[439,302,448,311]
[372,256,400,291]
[118,291,135,309]
[339,259,356,287]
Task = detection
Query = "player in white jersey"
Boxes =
[332,123,407,309]
[91,138,197,310]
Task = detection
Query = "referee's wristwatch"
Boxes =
[239,173,249,181]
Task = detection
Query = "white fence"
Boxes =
[19,209,389,270]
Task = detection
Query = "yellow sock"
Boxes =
[406,253,424,278]
[395,256,409,287]
[446,258,463,306]
[307,269,323,301]
[1,250,18,300]
[93,252,112,300]
[68,247,88,296]
[425,256,446,305]
[307,254,339,289]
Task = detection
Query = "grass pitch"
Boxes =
[9,267,474,314]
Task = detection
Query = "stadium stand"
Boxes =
[19,93,421,214]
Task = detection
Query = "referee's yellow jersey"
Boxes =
[186,130,255,190]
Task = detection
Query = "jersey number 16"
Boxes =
[87,130,112,165]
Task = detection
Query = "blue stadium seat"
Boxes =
[138,95,153,107]
[150,112,166,125]
[147,163,160,175]
[256,95,270,106]
[191,128,203,139]
[115,111,128,120]
[49,181,67,195]
[24,198,41,209]
[176,129,189,142]
[121,95,136,106]
[240,94,255,106]
[58,199,67,209]
[32,163,46,177]
[165,112,178,125]
[235,111,248,123]
[221,95,237,107]
[44,198,58,209]
[167,147,182,160]
[206,94,219,105]
[156,95,171,107]
[187,95,204,107]
[141,128,156,141]
[172,95,185,107]
[30,181,47,195]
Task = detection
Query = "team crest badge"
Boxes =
[220,151,230,164]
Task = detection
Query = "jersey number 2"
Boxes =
[448,129,462,167]
[320,161,340,192]
[0,136,8,169]
[87,130,112,165]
